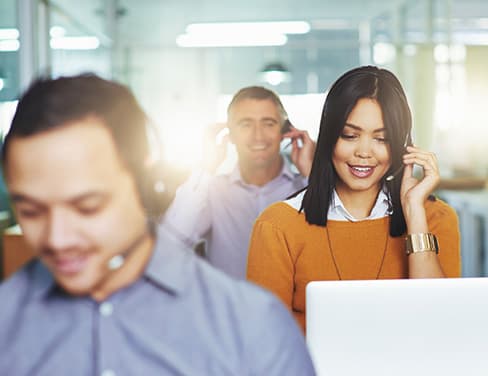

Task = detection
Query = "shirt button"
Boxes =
[99,302,113,317]
[101,369,116,376]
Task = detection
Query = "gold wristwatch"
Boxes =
[405,233,439,255]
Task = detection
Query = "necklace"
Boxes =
[325,226,389,280]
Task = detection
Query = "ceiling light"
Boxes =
[260,62,290,86]
[0,78,4,91]
[0,39,20,52]
[176,33,287,48]
[50,36,100,50]
[185,21,310,35]
[0,28,19,40]
[50,26,66,38]
[176,20,309,48]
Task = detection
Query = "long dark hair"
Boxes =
[301,66,412,237]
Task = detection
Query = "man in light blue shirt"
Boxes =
[162,86,316,278]
[0,75,315,375]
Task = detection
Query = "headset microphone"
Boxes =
[386,135,411,182]
[107,254,125,270]
[106,231,150,271]
[385,166,404,182]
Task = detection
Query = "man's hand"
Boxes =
[283,126,316,177]
[202,123,229,173]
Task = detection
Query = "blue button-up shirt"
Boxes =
[162,156,307,279]
[0,228,315,376]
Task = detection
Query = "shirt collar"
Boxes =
[229,154,295,184]
[330,188,391,222]
[31,260,57,299]
[144,226,193,296]
[31,227,193,300]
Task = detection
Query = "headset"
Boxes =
[105,118,176,271]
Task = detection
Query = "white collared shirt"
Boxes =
[285,188,391,222]
[328,189,391,221]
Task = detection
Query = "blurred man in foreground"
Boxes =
[0,75,315,375]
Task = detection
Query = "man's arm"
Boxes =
[161,170,212,247]
[160,123,228,248]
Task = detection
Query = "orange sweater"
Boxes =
[247,198,461,333]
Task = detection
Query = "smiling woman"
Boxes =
[332,98,391,219]
[246,65,461,333]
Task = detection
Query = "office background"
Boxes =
[1,0,488,277]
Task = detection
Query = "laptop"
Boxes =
[306,278,488,376]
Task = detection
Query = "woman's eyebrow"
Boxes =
[344,123,386,132]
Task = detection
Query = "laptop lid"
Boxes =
[306,278,488,376]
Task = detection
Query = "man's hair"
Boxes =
[2,73,166,220]
[301,65,414,237]
[227,86,288,126]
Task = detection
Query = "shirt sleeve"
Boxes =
[246,297,316,375]
[428,200,462,277]
[247,215,295,312]
[160,170,212,247]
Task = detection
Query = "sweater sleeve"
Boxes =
[427,200,462,277]
[247,211,295,311]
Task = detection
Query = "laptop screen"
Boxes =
[306,278,488,376]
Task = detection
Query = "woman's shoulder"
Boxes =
[257,192,306,227]
[425,196,458,222]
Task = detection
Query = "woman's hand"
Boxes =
[400,146,440,204]
[400,145,440,233]
[400,145,445,278]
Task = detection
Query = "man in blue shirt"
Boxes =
[162,86,316,279]
[0,75,315,375]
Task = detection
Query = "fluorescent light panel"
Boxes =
[0,28,20,51]
[177,33,287,47]
[186,21,310,35]
[0,28,19,40]
[177,20,309,47]
[50,36,100,50]
[0,39,19,51]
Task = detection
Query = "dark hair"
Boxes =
[2,73,167,222]
[227,86,288,127]
[301,65,413,237]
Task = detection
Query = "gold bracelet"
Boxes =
[405,233,439,255]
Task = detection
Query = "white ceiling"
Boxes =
[46,0,413,46]
[2,0,488,97]
[2,0,488,47]
[42,0,488,47]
